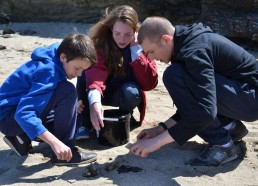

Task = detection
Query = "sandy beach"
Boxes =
[0,22,258,186]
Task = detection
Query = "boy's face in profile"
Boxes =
[60,54,91,79]
[141,36,173,64]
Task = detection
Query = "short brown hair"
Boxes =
[138,17,175,44]
[57,33,97,66]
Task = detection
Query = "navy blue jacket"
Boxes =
[168,23,258,145]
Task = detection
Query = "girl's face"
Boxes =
[112,20,134,48]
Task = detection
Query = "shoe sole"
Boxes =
[3,136,22,157]
[232,128,249,143]
[220,154,238,165]
[53,156,97,166]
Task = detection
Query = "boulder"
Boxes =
[0,0,257,42]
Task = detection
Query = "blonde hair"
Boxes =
[138,16,175,44]
[89,5,139,75]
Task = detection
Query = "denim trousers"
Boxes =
[163,63,258,145]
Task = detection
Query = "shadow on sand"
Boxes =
[0,136,247,186]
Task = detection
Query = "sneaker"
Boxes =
[74,127,90,140]
[225,120,248,142]
[188,141,238,166]
[3,134,32,156]
[51,147,97,166]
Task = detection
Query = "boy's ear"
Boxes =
[161,34,173,44]
[60,53,67,63]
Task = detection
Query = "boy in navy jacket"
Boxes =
[130,17,258,166]
[0,33,97,166]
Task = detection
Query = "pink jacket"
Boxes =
[85,52,158,124]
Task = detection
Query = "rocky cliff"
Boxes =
[1,0,258,42]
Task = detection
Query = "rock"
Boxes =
[0,0,257,42]
[0,45,7,50]
[200,0,258,42]
[21,29,37,35]
[3,29,15,35]
[0,12,10,24]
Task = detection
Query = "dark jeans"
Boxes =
[163,63,258,145]
[0,81,78,147]
[76,70,142,129]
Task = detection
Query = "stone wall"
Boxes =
[1,0,258,42]
[201,0,258,43]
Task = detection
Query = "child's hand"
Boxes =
[77,100,84,114]
[90,102,104,130]
[38,131,72,162]
[51,140,72,162]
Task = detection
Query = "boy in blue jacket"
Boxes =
[0,33,97,166]
[130,17,258,166]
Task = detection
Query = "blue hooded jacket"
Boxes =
[0,43,67,140]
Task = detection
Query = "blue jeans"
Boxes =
[0,81,78,147]
[76,70,142,129]
[163,63,258,145]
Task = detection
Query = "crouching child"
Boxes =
[0,33,97,166]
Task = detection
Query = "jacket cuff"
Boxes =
[130,45,143,61]
[88,88,101,105]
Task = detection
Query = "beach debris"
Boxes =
[0,45,6,50]
[83,163,98,177]
[117,165,143,174]
[105,161,119,171]
[67,179,76,183]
